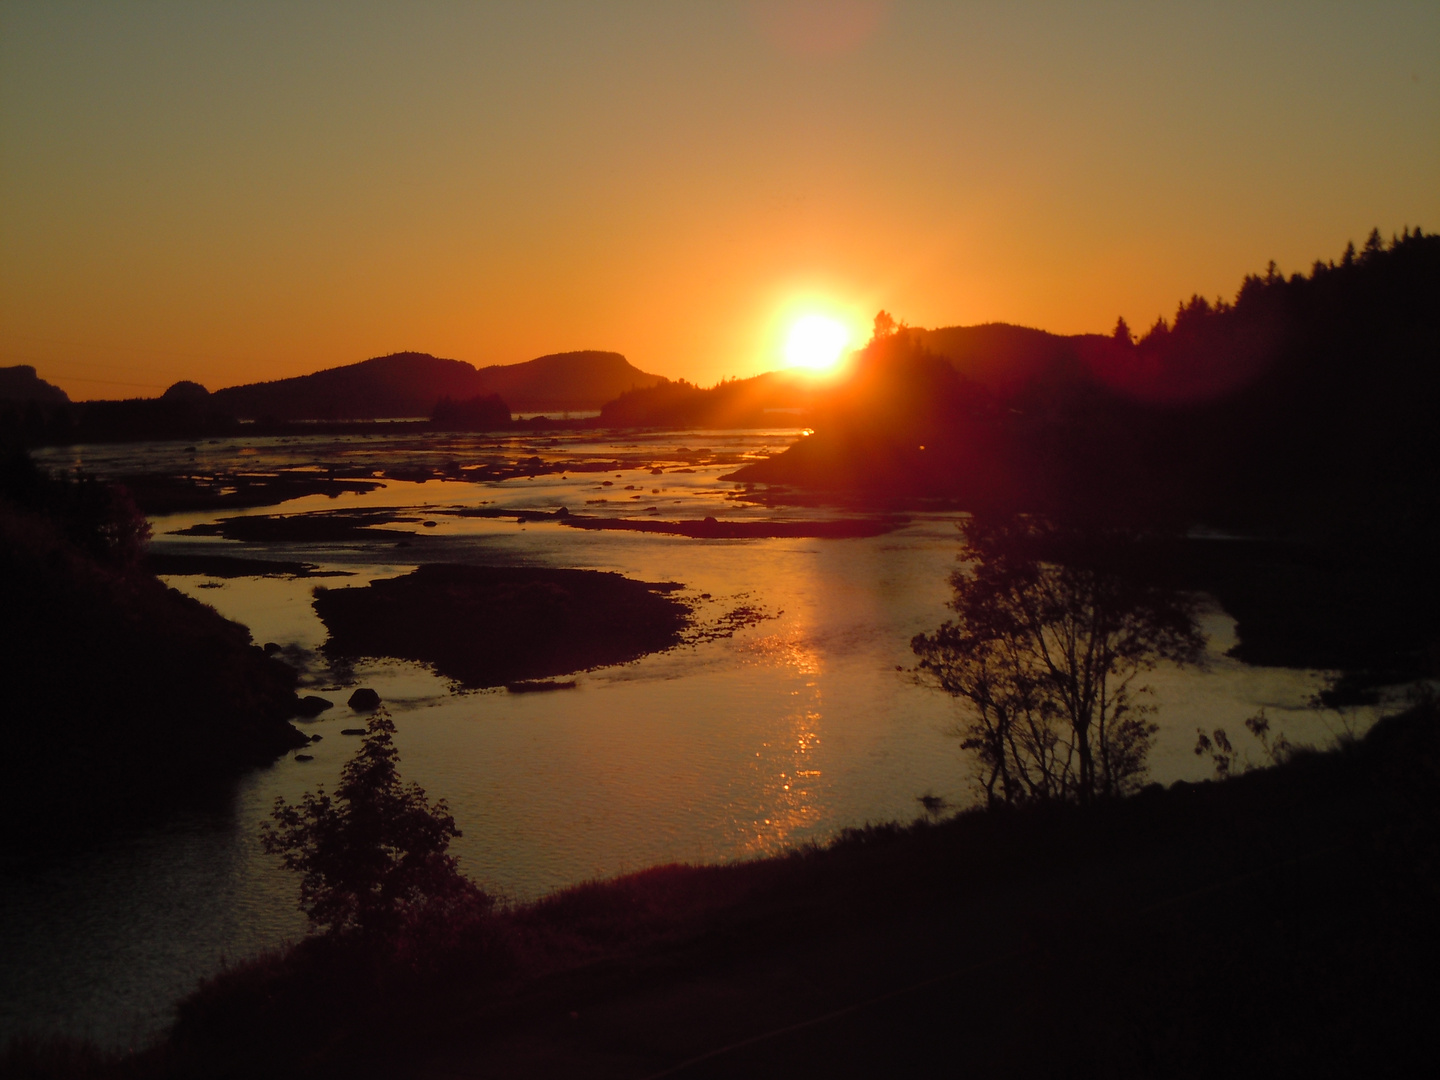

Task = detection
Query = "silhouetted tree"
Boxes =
[913,519,1205,805]
[262,711,490,940]
[1111,316,1133,345]
[871,310,898,340]
[1,448,150,568]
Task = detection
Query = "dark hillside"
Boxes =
[915,321,1099,398]
[210,353,490,420]
[737,229,1440,537]
[0,453,307,853]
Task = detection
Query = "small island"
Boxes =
[312,563,691,688]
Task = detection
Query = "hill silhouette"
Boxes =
[210,350,661,420]
[0,364,69,404]
[735,229,1440,534]
[599,368,825,428]
[0,452,308,852]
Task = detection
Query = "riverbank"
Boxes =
[15,697,1434,1078]
[0,470,308,857]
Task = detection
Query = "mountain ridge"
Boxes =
[206,350,663,420]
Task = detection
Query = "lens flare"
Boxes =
[784,315,850,371]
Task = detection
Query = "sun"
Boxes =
[783,314,851,372]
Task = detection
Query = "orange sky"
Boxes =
[2,1,1437,400]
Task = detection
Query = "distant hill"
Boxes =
[599,369,825,428]
[0,365,69,404]
[471,350,664,413]
[209,350,662,420]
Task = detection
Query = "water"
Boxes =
[3,428,1366,1047]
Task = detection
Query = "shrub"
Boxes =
[261,711,492,944]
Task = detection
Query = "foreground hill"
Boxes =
[735,229,1440,536]
[0,453,308,852]
[209,350,662,420]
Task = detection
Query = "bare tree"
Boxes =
[913,518,1205,805]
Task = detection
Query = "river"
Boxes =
[1,426,1360,1048]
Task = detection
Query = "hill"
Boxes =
[734,229,1440,535]
[471,350,663,413]
[209,350,661,420]
[0,364,69,404]
[0,452,308,852]
[598,368,825,428]
[913,322,1103,397]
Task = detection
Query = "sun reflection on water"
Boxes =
[737,627,830,854]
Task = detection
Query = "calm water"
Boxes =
[3,428,1364,1047]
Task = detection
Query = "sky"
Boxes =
[2,1,1437,400]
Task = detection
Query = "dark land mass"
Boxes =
[467,351,664,415]
[144,552,353,579]
[939,526,1440,700]
[41,700,1435,1078]
[0,457,309,856]
[174,508,423,543]
[1148,535,1440,698]
[0,363,69,404]
[731,230,1440,690]
[559,515,905,540]
[598,369,824,428]
[312,563,690,688]
[210,350,662,420]
[733,231,1440,539]
[2,395,247,447]
[118,472,384,515]
[3,350,665,445]
[430,392,511,431]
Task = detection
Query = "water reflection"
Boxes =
[5,428,1371,1049]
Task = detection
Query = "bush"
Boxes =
[261,711,493,944]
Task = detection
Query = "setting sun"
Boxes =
[783,315,851,372]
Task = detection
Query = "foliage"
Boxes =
[0,445,150,568]
[1195,709,1297,780]
[261,710,491,940]
[913,518,1205,805]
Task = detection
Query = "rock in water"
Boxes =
[348,687,381,711]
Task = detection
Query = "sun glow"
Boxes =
[783,315,851,372]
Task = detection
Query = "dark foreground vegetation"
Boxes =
[9,696,1434,1078]
[0,450,308,855]
[312,563,691,688]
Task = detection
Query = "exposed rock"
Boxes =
[347,688,381,711]
[295,696,333,718]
